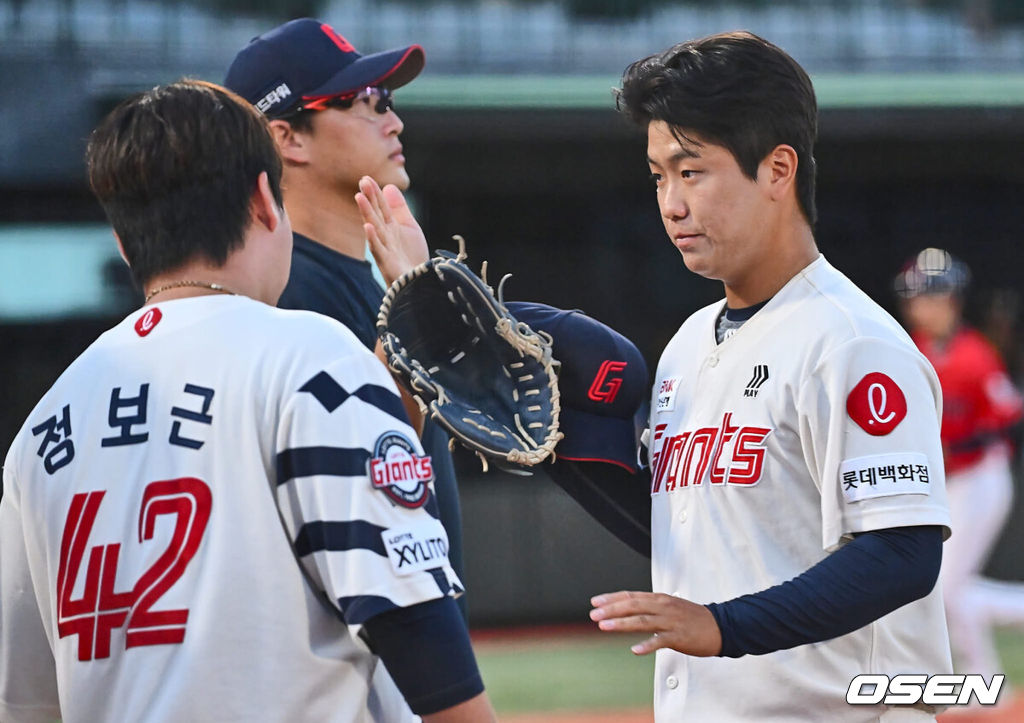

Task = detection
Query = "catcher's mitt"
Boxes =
[377,237,562,469]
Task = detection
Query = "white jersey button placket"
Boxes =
[666,675,679,690]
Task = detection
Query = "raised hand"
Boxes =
[355,175,429,287]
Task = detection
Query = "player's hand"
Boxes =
[356,175,429,287]
[590,590,722,657]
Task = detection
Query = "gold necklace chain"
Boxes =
[144,280,236,303]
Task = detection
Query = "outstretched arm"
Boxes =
[544,460,651,557]
[591,524,942,658]
[357,176,430,435]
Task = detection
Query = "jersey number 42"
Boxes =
[56,478,212,662]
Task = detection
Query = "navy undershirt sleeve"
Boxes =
[706,525,943,658]
[362,597,484,715]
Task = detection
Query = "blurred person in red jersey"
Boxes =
[897,247,1024,681]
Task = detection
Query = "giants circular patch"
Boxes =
[368,432,433,508]
[846,373,907,436]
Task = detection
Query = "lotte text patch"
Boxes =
[840,452,931,503]
[381,518,451,576]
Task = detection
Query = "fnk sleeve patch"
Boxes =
[380,518,451,576]
[656,377,681,413]
[840,453,931,503]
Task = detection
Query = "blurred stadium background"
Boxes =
[4,0,1024,717]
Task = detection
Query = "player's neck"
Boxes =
[284,184,368,260]
[144,261,240,306]
[723,225,819,308]
[143,235,283,307]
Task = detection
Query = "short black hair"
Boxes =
[617,31,818,226]
[278,110,314,134]
[87,79,284,287]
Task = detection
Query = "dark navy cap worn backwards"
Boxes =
[224,18,424,118]
[506,302,649,473]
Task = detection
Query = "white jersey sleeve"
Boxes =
[797,334,951,550]
[274,347,462,627]
[0,445,61,723]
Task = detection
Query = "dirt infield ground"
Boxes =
[499,696,1024,722]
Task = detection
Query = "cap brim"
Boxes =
[306,44,424,98]
[556,406,639,473]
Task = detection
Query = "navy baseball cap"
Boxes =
[506,302,649,473]
[224,18,424,118]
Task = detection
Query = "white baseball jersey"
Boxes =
[1,295,461,723]
[648,256,952,722]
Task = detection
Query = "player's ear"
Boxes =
[268,118,310,165]
[251,171,282,233]
[762,144,798,202]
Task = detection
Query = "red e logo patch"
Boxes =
[846,373,907,436]
[134,307,162,337]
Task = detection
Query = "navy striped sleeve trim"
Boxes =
[353,384,410,426]
[428,567,453,596]
[299,371,409,425]
[277,446,370,486]
[294,519,388,558]
[337,594,400,625]
[300,372,349,411]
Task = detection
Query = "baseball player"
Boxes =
[896,248,1024,683]
[581,33,954,721]
[0,80,494,723]
[222,18,467,624]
